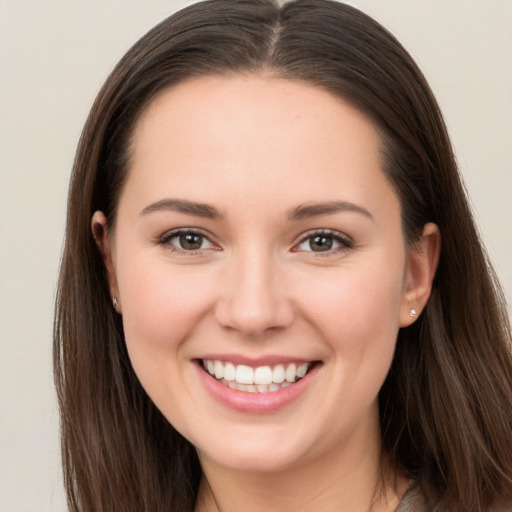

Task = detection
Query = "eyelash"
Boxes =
[294,229,354,255]
[157,228,353,255]
[158,228,218,253]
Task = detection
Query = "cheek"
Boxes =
[299,264,404,338]
[116,257,216,371]
[294,260,405,391]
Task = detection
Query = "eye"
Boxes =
[159,229,216,252]
[295,230,353,253]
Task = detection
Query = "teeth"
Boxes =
[297,363,308,378]
[235,365,254,384]
[224,362,236,381]
[203,359,312,391]
[272,364,285,383]
[214,360,224,379]
[285,363,296,382]
[254,366,272,385]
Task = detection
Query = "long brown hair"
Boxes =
[54,1,512,510]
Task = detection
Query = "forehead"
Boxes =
[121,74,399,222]
[133,74,380,159]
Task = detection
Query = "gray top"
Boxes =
[394,484,512,512]
[394,483,427,511]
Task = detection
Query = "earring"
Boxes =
[112,296,118,310]
[410,308,417,317]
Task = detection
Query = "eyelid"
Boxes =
[292,229,354,253]
[155,227,353,255]
[157,227,220,252]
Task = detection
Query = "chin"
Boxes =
[196,431,312,474]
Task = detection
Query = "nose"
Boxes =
[214,250,295,337]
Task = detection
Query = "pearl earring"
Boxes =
[410,308,417,317]
[112,296,118,310]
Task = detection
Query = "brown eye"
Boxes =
[296,230,352,254]
[309,235,333,252]
[160,230,215,252]
[179,233,204,250]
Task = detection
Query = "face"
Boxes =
[94,75,435,474]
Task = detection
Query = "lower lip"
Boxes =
[195,361,320,414]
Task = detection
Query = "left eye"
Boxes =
[296,232,351,253]
[163,231,215,251]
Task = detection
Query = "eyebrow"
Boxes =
[287,201,373,221]
[140,199,223,219]
[140,198,372,222]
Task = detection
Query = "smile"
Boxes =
[196,357,321,413]
[202,360,311,393]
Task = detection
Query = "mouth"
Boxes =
[200,359,315,393]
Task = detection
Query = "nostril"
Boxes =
[214,289,295,337]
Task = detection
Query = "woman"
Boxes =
[54,0,512,510]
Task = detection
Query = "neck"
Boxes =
[194,416,408,512]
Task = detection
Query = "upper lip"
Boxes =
[196,354,317,367]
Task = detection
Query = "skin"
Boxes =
[93,75,440,512]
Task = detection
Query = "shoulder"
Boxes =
[394,482,427,512]
[394,483,512,512]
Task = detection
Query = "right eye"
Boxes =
[159,229,216,252]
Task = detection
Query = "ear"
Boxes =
[400,222,441,327]
[91,211,121,312]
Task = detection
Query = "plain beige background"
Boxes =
[0,1,510,510]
